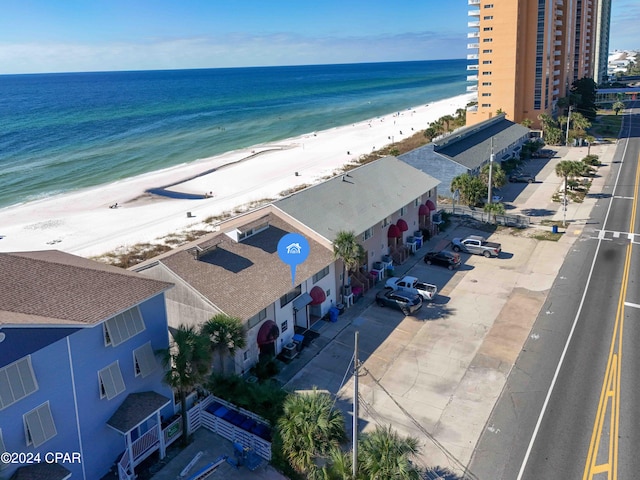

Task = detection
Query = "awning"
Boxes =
[418,204,429,215]
[293,292,313,311]
[396,219,408,232]
[309,286,326,305]
[10,464,72,480]
[387,224,401,238]
[257,320,279,345]
[426,199,436,211]
[107,391,171,434]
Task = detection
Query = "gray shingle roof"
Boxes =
[275,156,439,242]
[433,116,530,170]
[0,251,173,326]
[156,214,334,320]
[107,391,171,434]
[10,463,71,480]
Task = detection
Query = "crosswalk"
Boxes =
[593,229,640,244]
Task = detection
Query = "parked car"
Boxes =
[451,235,502,258]
[509,173,536,183]
[423,251,461,270]
[375,288,423,315]
[385,275,438,301]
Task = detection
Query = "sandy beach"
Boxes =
[0,93,474,258]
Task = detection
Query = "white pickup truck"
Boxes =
[451,235,502,258]
[385,275,438,301]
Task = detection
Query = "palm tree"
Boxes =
[555,160,585,203]
[159,324,211,446]
[201,313,246,375]
[480,162,506,191]
[440,114,455,132]
[451,173,485,206]
[277,388,346,476]
[613,100,625,115]
[358,425,422,480]
[521,118,533,128]
[571,111,591,133]
[484,202,506,224]
[585,134,596,156]
[333,231,361,298]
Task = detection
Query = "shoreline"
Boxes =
[0,92,475,258]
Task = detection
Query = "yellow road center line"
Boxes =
[583,153,640,480]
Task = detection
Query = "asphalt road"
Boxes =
[468,104,640,480]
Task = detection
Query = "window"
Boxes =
[484,3,493,7]
[483,38,493,43]
[381,216,391,228]
[281,320,288,333]
[482,71,492,76]
[482,103,492,107]
[483,27,493,31]
[313,266,330,283]
[133,342,157,378]
[482,60,492,64]
[414,198,420,207]
[482,49,493,53]
[280,285,302,308]
[362,228,373,241]
[400,206,406,216]
[482,82,492,86]
[104,306,145,347]
[248,308,267,329]
[24,402,57,448]
[243,351,249,362]
[482,93,492,97]
[0,357,38,410]
[98,362,126,400]
[483,15,493,20]
[238,222,269,241]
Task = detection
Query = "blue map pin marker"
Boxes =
[277,233,310,286]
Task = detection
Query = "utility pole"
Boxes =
[565,105,573,146]
[352,331,359,478]
[487,138,495,205]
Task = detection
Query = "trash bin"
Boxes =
[293,334,305,351]
[336,303,345,315]
[329,307,340,323]
[386,266,395,277]
[552,225,558,234]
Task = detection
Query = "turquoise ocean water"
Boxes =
[0,59,467,209]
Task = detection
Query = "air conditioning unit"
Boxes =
[281,342,298,360]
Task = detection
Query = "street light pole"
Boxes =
[565,105,573,146]
[487,138,494,205]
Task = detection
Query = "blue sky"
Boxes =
[0,0,636,74]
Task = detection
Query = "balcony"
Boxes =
[468,105,478,112]
[467,65,479,71]
[468,0,480,4]
[467,43,480,49]
[555,50,562,56]
[556,20,563,26]
[555,30,562,36]
[554,60,561,66]
[554,40,562,46]
[553,79,560,86]
[467,31,480,38]
[553,88,560,95]
[467,53,479,60]
[468,9,480,16]
[556,0,563,5]
[466,85,478,92]
[467,75,478,81]
[554,69,560,75]
[468,21,480,28]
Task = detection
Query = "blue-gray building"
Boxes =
[399,114,530,198]
[0,251,175,480]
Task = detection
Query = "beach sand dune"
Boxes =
[0,94,474,258]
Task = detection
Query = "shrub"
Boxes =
[582,154,600,166]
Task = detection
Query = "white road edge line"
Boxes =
[624,302,640,309]
[516,110,633,480]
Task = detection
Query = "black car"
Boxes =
[423,250,461,270]
[532,149,555,158]
[509,173,536,183]
[375,288,423,315]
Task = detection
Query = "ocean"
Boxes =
[0,59,467,209]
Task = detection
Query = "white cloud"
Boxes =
[0,31,466,74]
